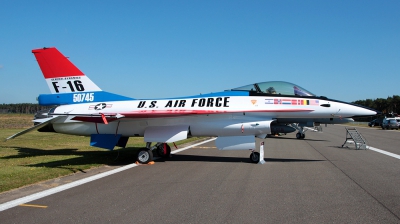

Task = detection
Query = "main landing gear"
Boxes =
[290,123,307,140]
[137,142,171,164]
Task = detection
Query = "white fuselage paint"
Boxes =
[49,95,375,138]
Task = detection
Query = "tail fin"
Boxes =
[33,47,133,105]
[32,47,101,93]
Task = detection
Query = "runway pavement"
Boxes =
[1,124,399,223]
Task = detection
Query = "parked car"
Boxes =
[381,118,399,130]
[368,119,381,127]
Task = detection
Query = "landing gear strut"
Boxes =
[249,142,266,164]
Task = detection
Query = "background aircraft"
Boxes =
[7,47,377,164]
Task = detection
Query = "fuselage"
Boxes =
[47,92,375,137]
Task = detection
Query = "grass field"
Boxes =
[0,114,202,193]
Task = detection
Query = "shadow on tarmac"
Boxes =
[3,145,325,171]
[2,146,143,172]
[161,154,325,164]
[328,145,364,151]
[267,136,328,142]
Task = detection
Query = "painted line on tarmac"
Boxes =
[0,163,139,212]
[19,204,48,208]
[0,138,215,212]
[171,138,215,154]
[346,140,400,160]
[367,146,400,160]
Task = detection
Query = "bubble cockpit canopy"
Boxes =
[229,81,315,97]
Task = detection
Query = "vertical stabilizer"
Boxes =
[32,47,101,93]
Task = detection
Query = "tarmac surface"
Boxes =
[1,124,400,223]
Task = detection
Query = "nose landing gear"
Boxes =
[296,132,305,139]
[290,123,308,140]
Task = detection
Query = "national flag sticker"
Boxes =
[310,99,319,105]
[265,99,274,104]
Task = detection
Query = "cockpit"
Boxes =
[229,81,315,97]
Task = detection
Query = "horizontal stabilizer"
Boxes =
[215,136,255,150]
[6,116,60,141]
[90,134,122,150]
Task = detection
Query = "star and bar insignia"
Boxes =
[89,103,113,110]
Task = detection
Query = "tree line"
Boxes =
[352,95,400,117]
[0,103,54,114]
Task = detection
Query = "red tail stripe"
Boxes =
[32,47,84,79]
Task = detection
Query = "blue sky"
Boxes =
[0,0,399,104]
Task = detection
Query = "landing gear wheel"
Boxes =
[250,152,260,163]
[296,133,305,139]
[137,148,153,164]
[157,144,171,158]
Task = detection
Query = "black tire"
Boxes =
[296,133,301,139]
[137,148,153,164]
[249,152,260,163]
[301,133,305,139]
[157,144,171,158]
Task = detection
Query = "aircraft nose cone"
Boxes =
[338,103,378,117]
[354,107,378,117]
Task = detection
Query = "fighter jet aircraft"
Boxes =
[7,47,377,164]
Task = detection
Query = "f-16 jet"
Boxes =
[7,47,377,164]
